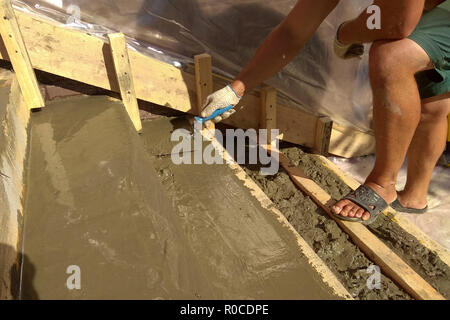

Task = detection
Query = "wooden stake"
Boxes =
[267,146,445,300]
[313,116,332,155]
[194,53,214,131]
[260,87,277,148]
[0,0,44,109]
[107,33,142,132]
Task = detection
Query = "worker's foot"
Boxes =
[332,181,397,222]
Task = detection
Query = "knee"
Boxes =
[420,99,450,122]
[369,41,411,85]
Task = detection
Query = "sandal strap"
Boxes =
[344,185,388,217]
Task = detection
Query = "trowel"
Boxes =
[193,105,233,124]
[154,106,233,158]
[189,105,233,141]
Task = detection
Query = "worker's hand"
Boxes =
[334,23,365,60]
[201,84,241,124]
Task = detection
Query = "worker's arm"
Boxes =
[231,0,340,96]
[201,0,340,122]
[338,0,425,45]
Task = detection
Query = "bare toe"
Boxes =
[355,208,365,218]
[362,211,371,221]
[340,204,354,217]
[333,199,352,214]
[348,207,360,218]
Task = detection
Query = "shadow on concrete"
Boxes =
[0,243,37,300]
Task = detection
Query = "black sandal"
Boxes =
[335,185,388,225]
[391,199,428,214]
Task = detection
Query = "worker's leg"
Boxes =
[397,93,450,209]
[332,38,432,221]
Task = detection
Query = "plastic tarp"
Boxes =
[14,0,375,131]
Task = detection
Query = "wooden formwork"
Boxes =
[0,4,375,158]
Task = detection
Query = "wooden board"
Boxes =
[329,123,376,158]
[194,53,214,132]
[194,53,213,116]
[0,0,44,109]
[260,86,277,147]
[107,33,142,132]
[268,147,445,300]
[0,8,375,158]
[314,116,332,155]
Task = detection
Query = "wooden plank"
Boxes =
[329,123,375,158]
[194,53,214,131]
[194,53,213,115]
[267,146,445,300]
[0,0,44,109]
[313,116,332,155]
[260,86,277,147]
[107,33,142,132]
[0,9,375,158]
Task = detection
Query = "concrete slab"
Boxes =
[140,117,340,299]
[21,96,339,299]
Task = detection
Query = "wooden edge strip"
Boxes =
[265,146,445,300]
[0,0,44,109]
[313,116,333,156]
[0,9,375,158]
[260,86,278,147]
[315,154,450,268]
[107,33,142,132]
[205,132,353,300]
[0,71,29,299]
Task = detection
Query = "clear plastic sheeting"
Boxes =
[329,155,450,250]
[13,0,375,131]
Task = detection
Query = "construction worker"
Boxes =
[201,0,450,224]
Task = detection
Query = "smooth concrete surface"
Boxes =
[21,95,338,299]
[140,117,339,299]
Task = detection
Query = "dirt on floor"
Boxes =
[245,144,450,299]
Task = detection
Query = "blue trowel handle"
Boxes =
[195,105,233,123]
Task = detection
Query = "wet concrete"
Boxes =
[21,97,339,299]
[22,96,205,299]
[244,144,450,299]
[139,117,341,299]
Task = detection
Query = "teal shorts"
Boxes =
[409,7,450,99]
